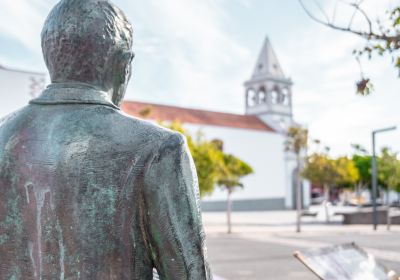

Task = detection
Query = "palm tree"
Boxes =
[217,154,253,234]
[285,126,308,233]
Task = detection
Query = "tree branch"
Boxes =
[299,0,399,42]
[312,0,331,23]
[349,0,373,34]
[346,2,359,30]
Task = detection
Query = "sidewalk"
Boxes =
[203,210,400,280]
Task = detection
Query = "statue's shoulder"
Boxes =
[116,110,185,151]
[0,106,30,130]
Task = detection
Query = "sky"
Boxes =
[0,0,400,156]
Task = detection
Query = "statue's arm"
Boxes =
[143,133,212,280]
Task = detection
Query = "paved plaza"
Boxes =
[203,210,400,280]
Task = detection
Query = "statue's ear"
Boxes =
[111,50,134,86]
[111,50,134,106]
[121,50,135,82]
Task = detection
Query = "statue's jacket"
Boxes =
[0,84,212,280]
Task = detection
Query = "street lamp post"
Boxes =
[371,126,397,231]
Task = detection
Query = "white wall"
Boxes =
[284,154,297,209]
[184,123,287,202]
[0,67,46,118]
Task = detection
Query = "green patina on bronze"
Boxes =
[0,0,212,279]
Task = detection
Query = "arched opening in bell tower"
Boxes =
[246,88,257,107]
[271,86,280,104]
[258,86,267,104]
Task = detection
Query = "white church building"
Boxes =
[124,38,311,211]
[0,37,310,211]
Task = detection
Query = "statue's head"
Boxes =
[41,0,134,106]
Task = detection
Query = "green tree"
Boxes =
[376,148,400,229]
[302,152,360,222]
[394,161,400,195]
[302,151,336,222]
[162,121,224,196]
[302,152,336,199]
[285,126,308,233]
[333,156,360,189]
[378,147,400,201]
[162,120,254,212]
[217,154,253,234]
[303,154,359,194]
[299,0,400,95]
[352,154,372,188]
[351,144,373,205]
[393,162,400,201]
[191,138,224,196]
[352,154,372,204]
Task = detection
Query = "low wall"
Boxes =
[201,198,286,212]
[342,208,400,225]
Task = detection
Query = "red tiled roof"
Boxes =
[122,101,275,132]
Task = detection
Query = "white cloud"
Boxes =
[121,0,251,112]
[0,0,53,54]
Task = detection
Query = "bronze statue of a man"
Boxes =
[0,0,212,279]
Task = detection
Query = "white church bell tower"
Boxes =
[244,37,309,210]
[244,37,293,132]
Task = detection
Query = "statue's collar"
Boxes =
[30,83,120,110]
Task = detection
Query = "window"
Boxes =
[280,88,290,105]
[258,87,267,104]
[271,87,279,104]
[247,88,257,106]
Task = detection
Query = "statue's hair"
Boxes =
[41,0,133,83]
